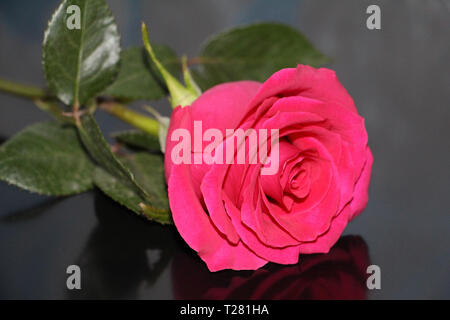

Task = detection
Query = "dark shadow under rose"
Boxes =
[172,235,370,300]
[66,191,178,299]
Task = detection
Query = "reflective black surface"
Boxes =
[0,0,449,299]
[0,191,372,300]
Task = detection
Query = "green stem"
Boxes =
[100,102,159,137]
[34,99,74,124]
[0,78,48,99]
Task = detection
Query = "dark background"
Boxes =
[0,0,449,299]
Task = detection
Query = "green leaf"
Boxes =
[0,121,94,195]
[93,153,171,225]
[104,46,181,101]
[43,0,120,106]
[112,129,160,151]
[78,114,171,224]
[93,166,143,213]
[192,22,330,90]
[122,153,168,211]
[77,114,143,191]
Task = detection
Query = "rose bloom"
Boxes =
[165,65,373,272]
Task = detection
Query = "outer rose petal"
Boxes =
[165,81,262,189]
[190,81,261,135]
[224,192,301,264]
[201,166,241,244]
[164,105,189,181]
[168,162,267,271]
[298,204,351,254]
[348,147,373,220]
[243,65,357,120]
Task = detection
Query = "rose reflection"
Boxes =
[172,236,370,300]
[66,192,369,299]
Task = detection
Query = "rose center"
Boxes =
[287,165,311,199]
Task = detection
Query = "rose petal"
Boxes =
[298,204,352,254]
[241,168,300,248]
[168,162,267,271]
[348,147,373,220]
[244,65,357,117]
[190,81,261,135]
[201,165,241,244]
[260,140,300,203]
[224,192,301,264]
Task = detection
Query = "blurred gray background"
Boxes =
[0,0,449,299]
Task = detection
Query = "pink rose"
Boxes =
[165,65,373,272]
